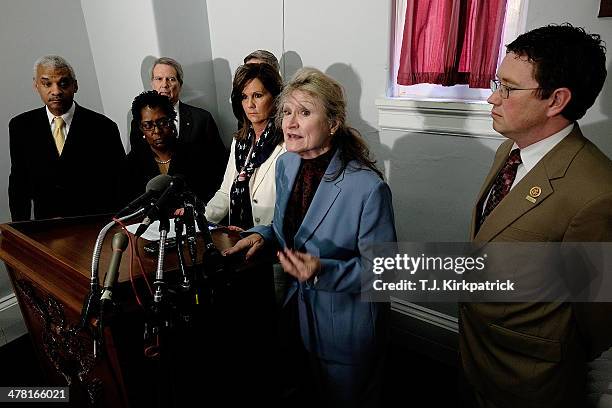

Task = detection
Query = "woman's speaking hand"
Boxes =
[222,233,264,261]
[278,248,320,282]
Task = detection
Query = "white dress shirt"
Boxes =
[174,101,181,136]
[510,123,574,190]
[46,102,76,141]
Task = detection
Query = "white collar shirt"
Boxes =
[46,102,76,141]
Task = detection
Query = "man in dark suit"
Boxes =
[9,55,126,221]
[128,57,227,200]
[460,24,612,408]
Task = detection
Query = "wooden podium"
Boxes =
[0,215,276,407]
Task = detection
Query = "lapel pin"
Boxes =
[529,186,542,198]
[525,186,542,203]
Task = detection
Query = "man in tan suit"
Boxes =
[460,24,612,408]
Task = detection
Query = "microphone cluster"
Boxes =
[83,174,227,359]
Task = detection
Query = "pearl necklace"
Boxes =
[155,157,172,164]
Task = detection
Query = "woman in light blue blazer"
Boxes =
[225,67,397,406]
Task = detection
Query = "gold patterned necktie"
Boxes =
[53,116,65,155]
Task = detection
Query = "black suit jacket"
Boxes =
[8,103,126,221]
[177,102,225,150]
[125,139,222,204]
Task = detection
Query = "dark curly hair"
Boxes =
[506,23,607,121]
[131,90,177,123]
[129,91,177,150]
[231,63,283,142]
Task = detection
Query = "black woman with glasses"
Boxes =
[125,90,218,203]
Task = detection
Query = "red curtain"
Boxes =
[397,0,508,88]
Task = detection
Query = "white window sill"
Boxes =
[375,97,504,140]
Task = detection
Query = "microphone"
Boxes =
[193,196,218,253]
[193,197,225,278]
[183,201,198,264]
[135,175,185,237]
[115,174,172,217]
[100,232,129,303]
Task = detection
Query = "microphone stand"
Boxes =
[79,208,145,358]
[174,214,195,326]
[174,216,190,292]
[182,198,201,305]
[153,215,170,305]
[147,214,178,408]
[183,201,198,266]
[193,197,225,280]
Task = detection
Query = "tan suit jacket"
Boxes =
[460,126,612,408]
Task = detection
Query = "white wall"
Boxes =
[82,0,219,148]
[207,0,392,152]
[207,0,284,143]
[81,0,161,149]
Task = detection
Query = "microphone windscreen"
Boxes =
[146,174,172,192]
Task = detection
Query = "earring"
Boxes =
[142,135,146,139]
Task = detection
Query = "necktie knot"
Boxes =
[53,116,66,155]
[506,148,522,168]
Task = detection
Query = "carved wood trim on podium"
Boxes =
[14,279,103,404]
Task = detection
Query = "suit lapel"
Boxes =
[474,126,586,242]
[294,150,343,250]
[178,102,193,142]
[475,166,553,242]
[62,103,84,157]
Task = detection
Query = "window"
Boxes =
[390,0,528,102]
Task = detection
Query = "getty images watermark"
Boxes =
[361,242,612,302]
[371,252,515,292]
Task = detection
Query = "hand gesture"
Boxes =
[278,248,320,282]
[222,233,264,261]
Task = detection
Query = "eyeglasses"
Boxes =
[140,117,173,132]
[490,79,540,99]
